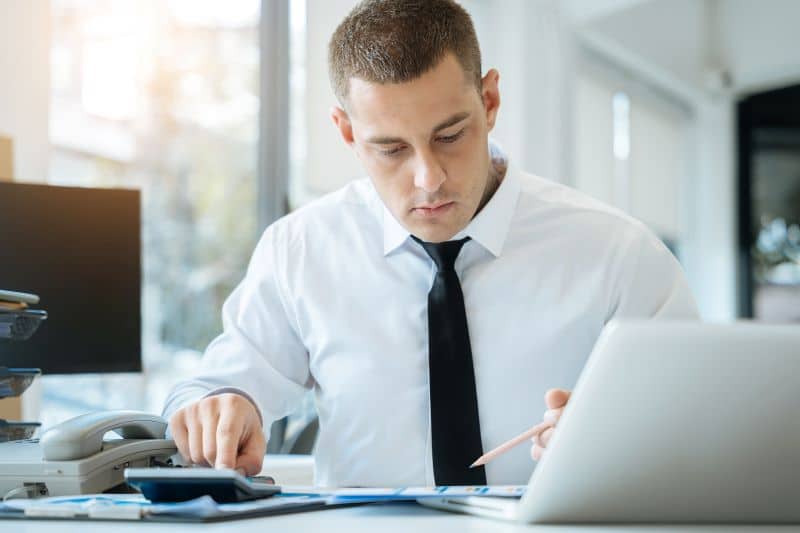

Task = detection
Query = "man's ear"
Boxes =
[480,69,501,132]
[330,106,355,146]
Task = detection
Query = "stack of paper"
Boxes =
[281,485,527,504]
[0,493,328,521]
[0,290,46,341]
[0,485,527,522]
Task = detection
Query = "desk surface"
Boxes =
[5,456,800,531]
[4,503,800,532]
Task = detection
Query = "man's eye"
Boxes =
[437,129,465,144]
[380,145,405,156]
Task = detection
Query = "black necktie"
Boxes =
[413,236,487,486]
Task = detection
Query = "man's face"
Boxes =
[332,53,501,242]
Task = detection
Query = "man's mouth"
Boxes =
[411,201,455,217]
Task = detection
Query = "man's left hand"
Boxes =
[531,388,571,461]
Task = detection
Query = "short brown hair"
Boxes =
[328,0,482,106]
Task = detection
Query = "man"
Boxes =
[163,0,697,487]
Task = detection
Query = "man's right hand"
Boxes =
[169,393,266,476]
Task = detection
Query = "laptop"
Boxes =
[420,320,800,523]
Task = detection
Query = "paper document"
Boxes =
[0,485,526,520]
[1,493,327,520]
[281,485,527,503]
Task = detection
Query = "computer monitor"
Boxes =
[0,182,141,373]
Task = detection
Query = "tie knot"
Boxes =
[412,236,471,272]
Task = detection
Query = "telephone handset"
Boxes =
[0,410,178,499]
[41,411,169,461]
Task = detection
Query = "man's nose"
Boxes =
[413,149,446,193]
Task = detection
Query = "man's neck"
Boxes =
[474,152,508,216]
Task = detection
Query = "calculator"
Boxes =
[124,467,281,503]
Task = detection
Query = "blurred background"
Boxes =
[0,0,798,434]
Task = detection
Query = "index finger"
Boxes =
[215,415,245,470]
[544,388,571,409]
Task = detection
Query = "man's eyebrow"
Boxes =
[432,111,470,133]
[364,112,471,145]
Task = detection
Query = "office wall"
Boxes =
[303,0,361,196]
[463,0,576,182]
[687,100,737,321]
[585,0,707,90]
[584,0,800,95]
[0,0,50,182]
[573,66,689,244]
[719,0,800,92]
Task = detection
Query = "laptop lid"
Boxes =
[516,320,800,524]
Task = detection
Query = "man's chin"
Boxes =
[406,220,462,243]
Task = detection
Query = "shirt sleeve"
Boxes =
[161,223,312,430]
[608,225,700,321]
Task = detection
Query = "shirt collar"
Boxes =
[383,203,412,256]
[381,142,521,257]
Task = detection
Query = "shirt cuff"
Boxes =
[203,387,265,427]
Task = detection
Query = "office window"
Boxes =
[42,0,261,426]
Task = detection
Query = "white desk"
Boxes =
[258,453,316,485]
[3,456,800,531]
[4,503,800,532]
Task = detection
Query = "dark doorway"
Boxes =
[737,84,800,322]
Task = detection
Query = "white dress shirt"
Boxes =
[163,149,698,487]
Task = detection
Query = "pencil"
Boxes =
[470,420,553,468]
